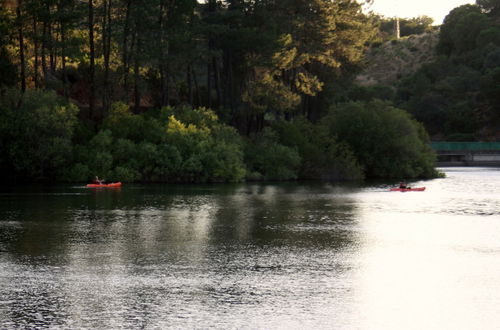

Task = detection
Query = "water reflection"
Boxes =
[352,168,500,330]
[0,182,361,328]
[1,169,500,328]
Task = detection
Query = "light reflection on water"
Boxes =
[1,168,500,329]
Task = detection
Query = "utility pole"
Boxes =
[394,16,400,39]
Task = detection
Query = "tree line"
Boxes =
[0,0,441,183]
[2,0,375,127]
[394,1,500,141]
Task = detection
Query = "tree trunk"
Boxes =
[122,0,132,102]
[166,59,171,106]
[303,94,309,119]
[187,64,193,105]
[47,3,55,74]
[59,13,68,98]
[33,17,39,88]
[41,17,48,86]
[159,65,166,107]
[192,66,201,107]
[133,32,141,113]
[207,0,216,108]
[102,0,112,111]
[16,0,26,92]
[213,56,221,108]
[257,113,264,132]
[158,0,167,107]
[207,63,212,108]
[225,51,235,114]
[88,0,96,120]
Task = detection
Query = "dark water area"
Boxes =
[1,168,499,329]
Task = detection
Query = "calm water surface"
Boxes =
[1,168,499,329]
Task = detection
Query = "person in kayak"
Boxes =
[93,176,104,185]
[399,181,408,189]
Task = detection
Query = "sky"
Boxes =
[365,0,476,24]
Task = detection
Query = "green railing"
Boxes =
[431,142,500,151]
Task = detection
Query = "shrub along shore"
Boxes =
[0,89,439,183]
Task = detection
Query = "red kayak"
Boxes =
[390,187,425,192]
[86,182,122,188]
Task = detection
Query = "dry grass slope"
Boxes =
[356,31,439,87]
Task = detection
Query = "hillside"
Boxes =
[356,31,439,87]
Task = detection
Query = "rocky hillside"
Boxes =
[356,31,439,87]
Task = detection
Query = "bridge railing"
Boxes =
[431,142,500,151]
[431,142,500,166]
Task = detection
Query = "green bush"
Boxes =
[272,117,364,180]
[102,102,164,143]
[112,166,141,182]
[71,130,115,180]
[324,100,438,179]
[64,163,91,182]
[69,105,247,183]
[152,144,183,181]
[244,128,301,181]
[164,111,246,182]
[0,89,78,181]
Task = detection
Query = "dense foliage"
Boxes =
[0,0,445,183]
[0,89,78,180]
[1,0,376,128]
[323,100,437,178]
[68,104,247,183]
[395,1,500,140]
[0,87,438,182]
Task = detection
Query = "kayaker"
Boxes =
[399,181,408,189]
[94,176,103,185]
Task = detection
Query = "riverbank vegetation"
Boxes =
[4,0,480,183]
[358,1,500,141]
[397,2,500,141]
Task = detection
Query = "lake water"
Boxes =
[1,168,499,329]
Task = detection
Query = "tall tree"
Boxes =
[16,0,26,92]
[121,0,132,102]
[237,0,376,127]
[101,0,113,110]
[127,0,161,112]
[0,4,17,87]
[56,0,73,96]
[438,4,489,56]
[206,0,216,108]
[31,5,40,88]
[156,0,170,107]
[88,0,96,119]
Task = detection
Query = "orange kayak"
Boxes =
[390,187,425,192]
[86,182,122,188]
